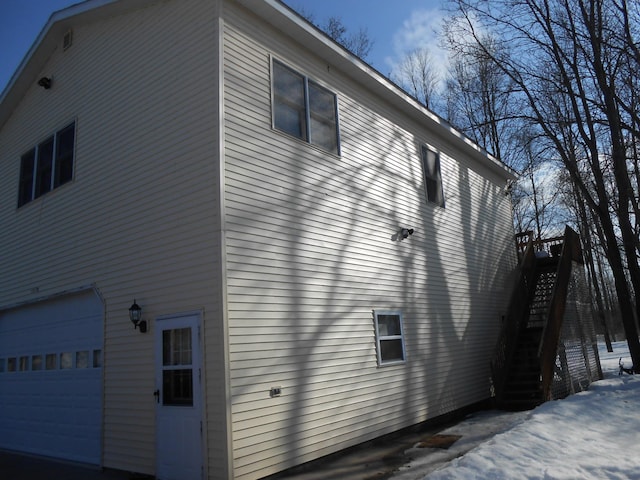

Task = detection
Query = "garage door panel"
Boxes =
[0,290,103,464]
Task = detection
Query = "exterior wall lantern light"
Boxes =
[129,300,147,332]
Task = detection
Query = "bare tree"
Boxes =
[440,25,564,243]
[442,33,523,166]
[561,171,615,351]
[393,47,441,109]
[446,0,640,369]
[287,5,374,61]
[323,17,374,60]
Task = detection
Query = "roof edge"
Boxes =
[255,0,517,180]
[0,1,117,105]
[0,0,156,130]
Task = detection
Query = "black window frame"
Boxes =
[420,145,445,207]
[17,121,76,208]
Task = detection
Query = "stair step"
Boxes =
[500,398,543,411]
[504,391,541,401]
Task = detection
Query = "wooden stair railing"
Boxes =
[492,235,537,403]
[494,227,583,409]
[539,226,583,401]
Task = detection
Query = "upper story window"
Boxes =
[18,122,75,208]
[373,310,406,365]
[421,145,445,207]
[272,59,340,155]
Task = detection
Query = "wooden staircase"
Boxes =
[492,227,583,410]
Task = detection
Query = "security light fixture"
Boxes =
[401,228,414,239]
[38,77,52,89]
[504,180,513,196]
[129,300,147,333]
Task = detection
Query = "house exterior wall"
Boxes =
[1,0,518,478]
[0,0,228,477]
[221,3,516,479]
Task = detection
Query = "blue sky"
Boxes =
[0,0,446,95]
[284,0,447,75]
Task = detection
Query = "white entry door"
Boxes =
[155,314,203,480]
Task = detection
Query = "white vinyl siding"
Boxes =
[0,1,516,479]
[222,3,516,479]
[0,1,227,477]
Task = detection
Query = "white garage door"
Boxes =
[0,289,103,465]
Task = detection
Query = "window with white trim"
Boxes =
[373,311,406,365]
[420,145,445,207]
[272,59,340,154]
[18,121,76,207]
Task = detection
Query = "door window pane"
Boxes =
[163,369,194,406]
[162,327,194,406]
[163,328,192,366]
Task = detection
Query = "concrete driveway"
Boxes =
[1,409,526,480]
[0,450,138,480]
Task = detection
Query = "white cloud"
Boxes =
[385,9,450,86]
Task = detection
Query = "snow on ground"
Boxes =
[392,341,640,480]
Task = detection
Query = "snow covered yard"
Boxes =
[393,341,640,480]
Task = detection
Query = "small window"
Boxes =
[373,311,406,365]
[272,59,339,154]
[93,349,103,368]
[76,351,89,369]
[17,122,76,207]
[60,352,73,369]
[19,356,29,371]
[46,353,57,370]
[421,145,445,207]
[0,358,5,372]
[7,357,17,372]
[32,355,43,371]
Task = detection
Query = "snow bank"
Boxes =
[420,341,640,480]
